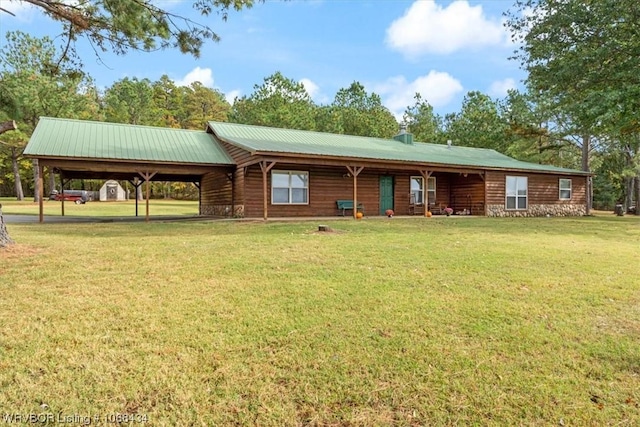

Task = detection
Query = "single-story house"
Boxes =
[24,117,589,221]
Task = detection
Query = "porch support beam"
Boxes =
[193,181,202,215]
[60,176,73,217]
[418,170,433,217]
[346,165,364,219]
[226,173,235,217]
[38,162,44,223]
[482,171,488,215]
[137,171,157,222]
[127,179,143,217]
[260,161,276,220]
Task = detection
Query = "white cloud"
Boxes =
[374,71,464,119]
[488,78,517,97]
[1,0,38,21]
[299,78,319,98]
[175,67,214,88]
[386,0,507,57]
[225,89,242,104]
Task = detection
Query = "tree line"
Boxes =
[1,0,639,213]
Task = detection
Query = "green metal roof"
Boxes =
[208,121,587,175]
[25,117,234,165]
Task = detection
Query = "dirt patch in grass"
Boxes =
[0,243,43,259]
[309,225,347,234]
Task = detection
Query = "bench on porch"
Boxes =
[337,200,364,216]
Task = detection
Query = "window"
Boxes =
[506,176,527,210]
[272,171,308,204]
[410,177,424,204]
[427,177,436,205]
[410,176,436,205]
[559,179,572,200]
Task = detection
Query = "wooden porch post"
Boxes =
[138,171,157,222]
[226,172,235,217]
[346,166,364,219]
[480,172,487,215]
[260,161,276,220]
[419,170,432,217]
[194,181,201,215]
[38,162,44,223]
[60,176,71,217]
[127,178,142,217]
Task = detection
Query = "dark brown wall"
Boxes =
[486,171,587,205]
[449,174,485,213]
[241,165,474,217]
[244,164,383,217]
[219,140,252,166]
[201,170,233,215]
[207,160,587,218]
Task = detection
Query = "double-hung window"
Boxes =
[559,179,572,200]
[410,176,436,205]
[271,171,308,204]
[427,177,436,205]
[410,177,424,205]
[506,176,527,210]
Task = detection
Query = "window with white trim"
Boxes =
[410,176,436,205]
[427,177,436,204]
[506,176,527,210]
[559,178,572,200]
[271,171,309,204]
[410,177,424,205]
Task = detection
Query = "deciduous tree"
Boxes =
[506,0,640,213]
[443,91,507,152]
[103,77,160,125]
[0,31,97,199]
[182,81,230,129]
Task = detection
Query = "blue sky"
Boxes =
[0,0,525,119]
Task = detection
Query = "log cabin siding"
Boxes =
[231,167,245,216]
[485,171,587,216]
[230,158,588,218]
[449,174,485,214]
[433,175,451,209]
[240,165,488,217]
[486,171,506,206]
[397,173,451,214]
[200,170,233,216]
[215,140,252,216]
[218,140,253,167]
[243,164,383,218]
[486,171,587,205]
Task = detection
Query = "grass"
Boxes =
[1,214,639,425]
[0,197,199,217]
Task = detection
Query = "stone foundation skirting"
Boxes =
[487,204,586,217]
[200,204,245,218]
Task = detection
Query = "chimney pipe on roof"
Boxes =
[393,123,413,145]
[447,140,452,149]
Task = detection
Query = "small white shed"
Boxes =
[99,180,127,201]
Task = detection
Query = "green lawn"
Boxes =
[1,215,639,425]
[0,197,199,217]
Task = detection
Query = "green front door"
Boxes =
[379,175,394,214]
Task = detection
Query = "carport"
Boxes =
[24,117,235,223]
